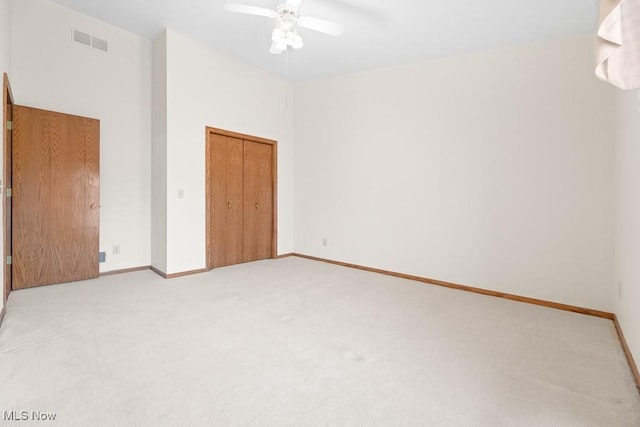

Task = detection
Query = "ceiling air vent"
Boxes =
[73,29,109,53]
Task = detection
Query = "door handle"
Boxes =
[227,202,231,210]
[255,203,258,209]
[90,203,97,210]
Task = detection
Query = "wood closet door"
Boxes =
[243,140,273,262]
[12,105,100,290]
[209,134,244,268]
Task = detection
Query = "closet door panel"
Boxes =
[209,134,243,268]
[243,140,273,262]
[226,137,244,264]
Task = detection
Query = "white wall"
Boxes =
[614,89,640,367]
[11,0,151,273]
[159,30,294,274]
[294,36,615,311]
[151,32,167,273]
[0,0,11,313]
[0,0,9,74]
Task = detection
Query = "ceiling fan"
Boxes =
[224,0,344,54]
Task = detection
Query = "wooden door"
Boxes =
[208,133,244,268]
[206,128,276,269]
[243,140,273,263]
[12,105,100,290]
[3,73,13,302]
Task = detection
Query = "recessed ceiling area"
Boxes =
[49,0,599,81]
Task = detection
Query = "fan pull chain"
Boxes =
[285,47,289,79]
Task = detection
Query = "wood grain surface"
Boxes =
[209,133,244,268]
[12,105,99,289]
[243,140,273,263]
[206,127,276,269]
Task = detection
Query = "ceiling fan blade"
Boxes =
[297,16,344,37]
[224,2,278,18]
[270,41,285,55]
[286,0,303,8]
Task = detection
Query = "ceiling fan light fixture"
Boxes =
[224,1,343,54]
[271,22,303,53]
[284,31,295,44]
[271,27,285,42]
[275,39,287,51]
[292,33,303,49]
[270,41,285,55]
[281,20,294,32]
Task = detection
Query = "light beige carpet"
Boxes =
[0,257,638,426]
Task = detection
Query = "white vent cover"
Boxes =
[91,37,108,52]
[73,29,108,53]
[73,30,91,46]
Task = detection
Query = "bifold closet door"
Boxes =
[243,140,273,262]
[209,134,244,268]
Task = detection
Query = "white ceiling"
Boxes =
[49,0,599,82]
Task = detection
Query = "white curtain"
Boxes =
[595,0,640,90]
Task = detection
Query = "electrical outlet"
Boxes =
[323,238,327,247]
[113,245,120,255]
